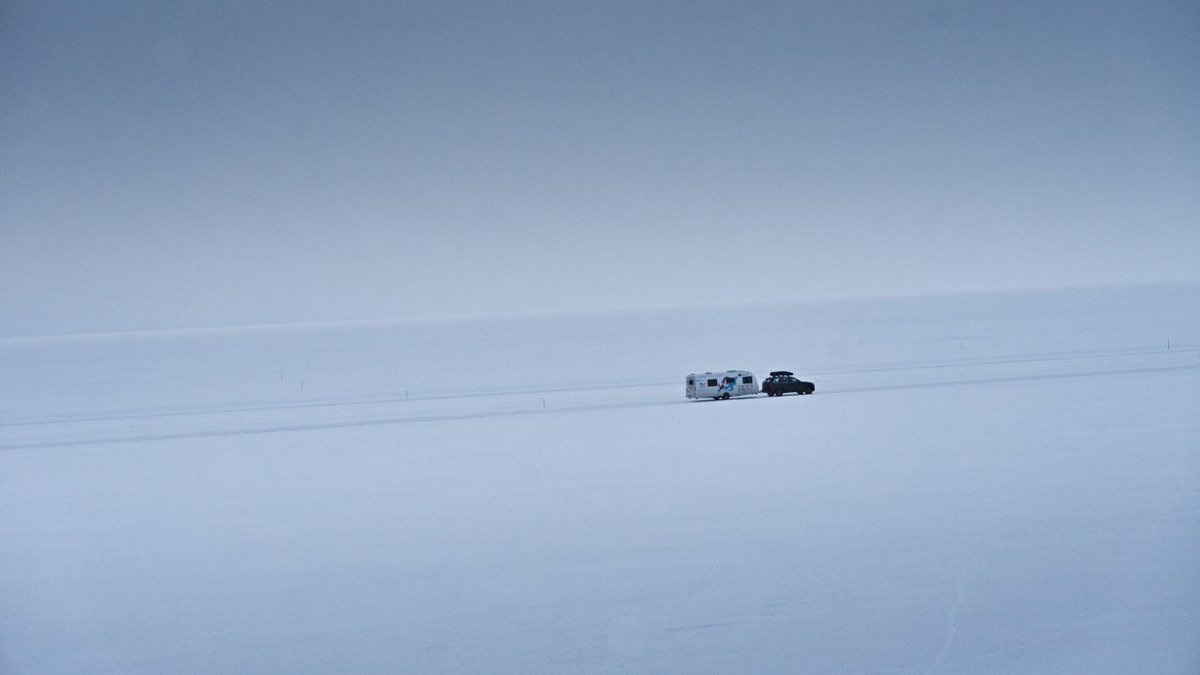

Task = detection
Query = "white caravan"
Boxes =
[686,370,758,400]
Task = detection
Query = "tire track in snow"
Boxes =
[0,399,690,451]
[925,573,966,675]
[2,362,1196,452]
[820,363,1199,396]
[807,344,1199,378]
[4,343,1194,428]
[0,381,672,428]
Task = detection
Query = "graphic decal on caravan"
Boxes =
[720,376,736,395]
[686,370,758,400]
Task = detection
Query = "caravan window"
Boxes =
[706,379,718,387]
[742,376,753,384]
[687,378,694,385]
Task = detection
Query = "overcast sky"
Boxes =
[2,1,1197,336]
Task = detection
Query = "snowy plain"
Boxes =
[1,284,1198,674]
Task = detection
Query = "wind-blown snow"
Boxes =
[2,285,1198,673]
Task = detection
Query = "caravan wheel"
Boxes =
[721,393,730,400]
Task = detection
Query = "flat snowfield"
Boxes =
[2,285,1198,674]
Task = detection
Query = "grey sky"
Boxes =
[2,1,1197,336]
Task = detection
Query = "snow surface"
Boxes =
[2,284,1198,674]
